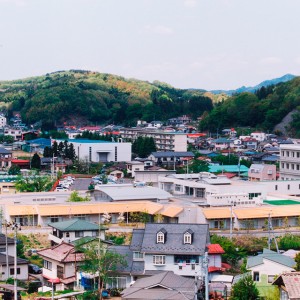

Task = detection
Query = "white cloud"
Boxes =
[183,0,197,8]
[0,0,27,6]
[260,56,282,65]
[141,25,174,35]
[295,57,300,65]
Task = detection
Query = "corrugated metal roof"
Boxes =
[94,186,172,201]
[160,206,183,217]
[7,201,163,216]
[48,219,100,231]
[202,208,231,219]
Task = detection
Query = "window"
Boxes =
[275,185,278,191]
[288,184,290,190]
[157,232,165,244]
[44,260,52,270]
[75,231,84,238]
[253,272,260,282]
[57,265,64,279]
[191,264,195,270]
[66,232,70,237]
[10,268,20,275]
[153,255,165,265]
[268,275,275,283]
[0,247,6,252]
[174,255,199,264]
[133,252,144,260]
[184,232,192,244]
[298,152,300,158]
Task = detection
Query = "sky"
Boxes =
[0,0,299,90]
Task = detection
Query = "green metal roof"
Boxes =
[208,165,249,173]
[264,200,300,206]
[247,248,295,269]
[48,219,103,231]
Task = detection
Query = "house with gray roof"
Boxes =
[121,271,197,300]
[48,219,106,246]
[247,248,296,298]
[108,223,211,289]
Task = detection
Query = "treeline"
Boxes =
[0,70,213,130]
[199,77,300,136]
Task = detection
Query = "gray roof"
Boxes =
[94,186,172,201]
[0,253,28,266]
[140,223,209,255]
[0,234,14,246]
[247,248,296,269]
[122,271,196,300]
[130,229,145,251]
[108,245,144,275]
[48,219,101,232]
[150,151,195,158]
[0,147,11,154]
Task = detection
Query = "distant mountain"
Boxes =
[210,74,296,95]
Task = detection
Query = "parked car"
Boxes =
[28,264,42,274]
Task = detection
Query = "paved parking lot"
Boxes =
[71,178,91,191]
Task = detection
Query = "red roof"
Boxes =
[221,263,231,269]
[207,244,225,254]
[11,159,30,163]
[208,266,224,273]
[222,172,236,179]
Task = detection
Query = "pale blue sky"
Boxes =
[0,0,299,90]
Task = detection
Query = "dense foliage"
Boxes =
[199,77,300,136]
[132,136,156,157]
[0,70,212,129]
[230,274,259,300]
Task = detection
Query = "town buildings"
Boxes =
[119,128,187,152]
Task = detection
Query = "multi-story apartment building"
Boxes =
[119,128,187,152]
[279,144,300,180]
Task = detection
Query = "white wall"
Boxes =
[144,253,202,277]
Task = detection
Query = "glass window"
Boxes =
[153,255,165,265]
[75,231,84,238]
[44,260,52,270]
[253,272,260,282]
[184,233,192,244]
[133,252,144,260]
[157,232,165,243]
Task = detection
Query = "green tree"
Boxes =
[8,165,21,175]
[67,191,90,202]
[230,274,259,300]
[295,252,300,271]
[79,243,127,299]
[15,176,53,192]
[31,153,41,169]
[210,235,246,267]
[279,234,300,250]
[43,146,53,158]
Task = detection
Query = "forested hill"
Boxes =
[0,70,212,129]
[199,76,300,137]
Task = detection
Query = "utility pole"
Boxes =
[202,252,209,300]
[268,212,279,253]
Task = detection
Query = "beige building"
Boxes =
[248,164,277,181]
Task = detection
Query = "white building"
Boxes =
[119,128,187,152]
[0,115,7,128]
[279,143,300,180]
[250,132,267,142]
[53,139,131,163]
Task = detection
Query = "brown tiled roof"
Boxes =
[273,272,300,299]
[37,242,85,263]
